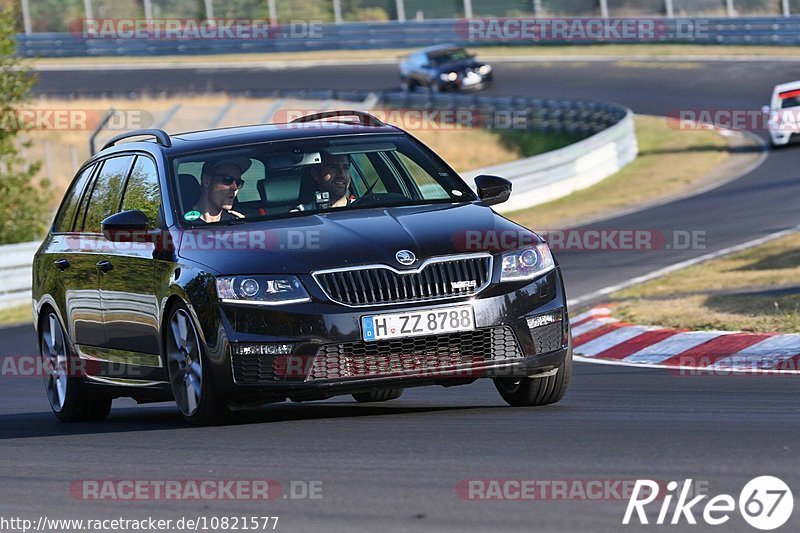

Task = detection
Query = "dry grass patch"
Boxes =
[611,232,800,333]
[616,232,800,299]
[0,304,31,327]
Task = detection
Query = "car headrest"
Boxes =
[257,169,306,206]
[178,173,201,210]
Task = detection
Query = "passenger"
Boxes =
[191,158,250,223]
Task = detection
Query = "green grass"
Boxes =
[499,129,584,158]
[0,304,32,327]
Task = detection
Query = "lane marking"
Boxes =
[623,331,727,365]
[658,332,774,367]
[574,325,656,357]
[592,329,678,360]
[573,354,800,374]
[710,334,800,370]
[572,316,617,337]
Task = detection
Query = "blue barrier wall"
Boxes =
[16,17,800,58]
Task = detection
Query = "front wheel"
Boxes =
[40,310,111,422]
[494,339,572,407]
[166,305,229,425]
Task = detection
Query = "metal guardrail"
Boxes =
[0,241,39,310]
[15,16,800,57]
[0,90,636,310]
[464,110,637,214]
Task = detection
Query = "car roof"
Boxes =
[774,80,800,94]
[419,43,464,55]
[92,121,404,160]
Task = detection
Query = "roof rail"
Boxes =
[290,110,386,127]
[101,129,172,151]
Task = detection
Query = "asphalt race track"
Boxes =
[3,59,799,532]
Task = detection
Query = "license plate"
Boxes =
[462,73,482,86]
[362,305,475,342]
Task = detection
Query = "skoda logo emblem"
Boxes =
[396,250,417,266]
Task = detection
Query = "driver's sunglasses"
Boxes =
[212,174,245,188]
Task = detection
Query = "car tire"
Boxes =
[40,310,112,422]
[493,336,572,407]
[165,304,229,426]
[352,388,404,403]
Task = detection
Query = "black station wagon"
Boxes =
[33,111,572,425]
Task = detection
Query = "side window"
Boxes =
[395,152,450,200]
[121,156,161,227]
[53,164,95,232]
[82,155,134,233]
[350,153,387,194]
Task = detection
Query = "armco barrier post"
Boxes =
[396,0,406,22]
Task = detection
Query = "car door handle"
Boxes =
[54,259,70,271]
[96,260,113,273]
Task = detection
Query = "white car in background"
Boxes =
[763,81,800,147]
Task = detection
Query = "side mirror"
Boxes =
[101,210,150,242]
[762,105,772,115]
[474,175,512,206]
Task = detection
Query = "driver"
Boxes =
[295,152,354,211]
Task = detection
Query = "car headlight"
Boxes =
[500,244,555,282]
[440,72,458,82]
[216,275,311,305]
[477,64,492,75]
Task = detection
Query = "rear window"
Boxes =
[53,164,95,232]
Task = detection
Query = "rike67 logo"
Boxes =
[624,477,793,530]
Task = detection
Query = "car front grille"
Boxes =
[313,254,492,307]
[307,326,522,381]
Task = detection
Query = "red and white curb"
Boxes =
[570,307,800,374]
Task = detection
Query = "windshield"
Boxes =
[172,134,476,225]
[430,48,471,64]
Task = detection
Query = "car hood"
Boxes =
[177,202,540,275]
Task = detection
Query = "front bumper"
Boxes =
[769,128,798,146]
[206,268,568,403]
